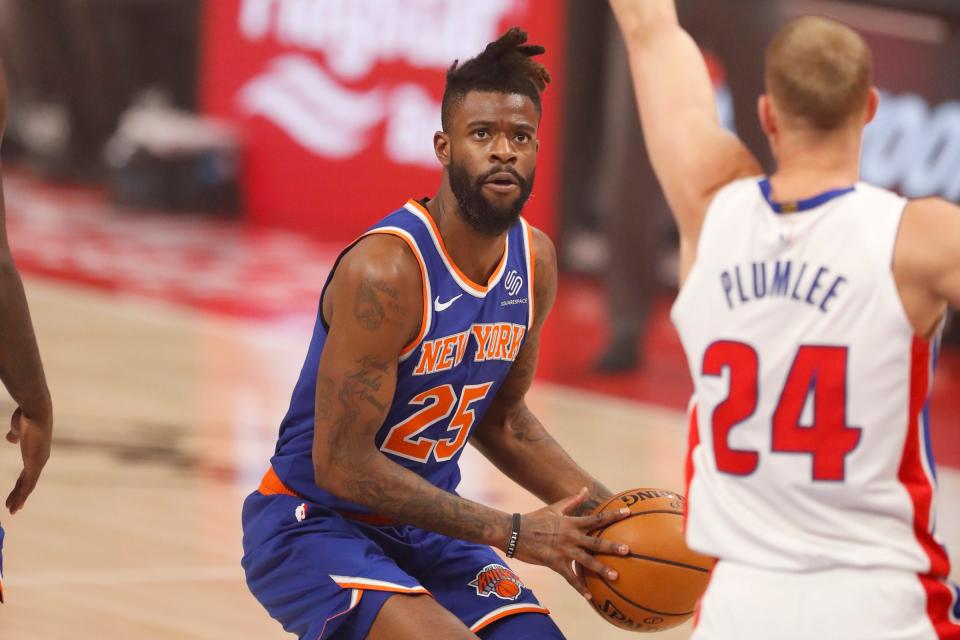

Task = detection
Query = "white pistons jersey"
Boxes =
[672,177,959,634]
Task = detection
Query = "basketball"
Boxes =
[584,488,715,632]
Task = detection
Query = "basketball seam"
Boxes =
[588,509,685,537]
[626,552,711,573]
[597,576,696,617]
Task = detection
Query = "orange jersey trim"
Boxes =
[524,218,536,328]
[362,228,430,358]
[258,466,299,497]
[405,199,507,294]
[469,605,551,633]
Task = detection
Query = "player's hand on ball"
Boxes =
[514,488,631,600]
[5,407,52,514]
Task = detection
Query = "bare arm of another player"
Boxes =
[0,58,52,515]
[894,198,960,337]
[608,0,762,279]
[312,235,629,598]
[472,228,613,515]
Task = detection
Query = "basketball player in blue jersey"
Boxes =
[242,29,632,640]
[0,58,55,605]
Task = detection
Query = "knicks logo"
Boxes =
[504,270,523,297]
[468,564,524,601]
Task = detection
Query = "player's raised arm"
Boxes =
[608,0,761,258]
[312,234,629,599]
[472,228,611,512]
[0,58,52,515]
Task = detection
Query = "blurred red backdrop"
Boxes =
[200,0,565,242]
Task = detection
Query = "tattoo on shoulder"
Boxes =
[353,277,406,331]
[354,277,386,330]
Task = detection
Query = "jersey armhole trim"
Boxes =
[362,228,432,361]
[521,217,535,330]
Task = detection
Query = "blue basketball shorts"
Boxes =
[241,490,551,640]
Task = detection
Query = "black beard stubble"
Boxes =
[448,151,535,236]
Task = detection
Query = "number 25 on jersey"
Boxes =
[381,383,494,463]
[703,341,862,481]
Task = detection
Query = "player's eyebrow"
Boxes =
[466,119,536,133]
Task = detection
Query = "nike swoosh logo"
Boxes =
[434,294,463,312]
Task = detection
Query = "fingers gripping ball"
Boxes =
[582,488,715,632]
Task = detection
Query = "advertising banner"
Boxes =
[200,0,564,241]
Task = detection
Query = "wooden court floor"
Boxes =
[0,278,956,639]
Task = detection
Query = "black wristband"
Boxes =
[506,513,521,558]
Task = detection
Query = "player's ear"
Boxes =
[758,95,777,137]
[434,131,451,167]
[864,87,880,125]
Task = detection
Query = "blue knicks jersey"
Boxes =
[269,199,535,514]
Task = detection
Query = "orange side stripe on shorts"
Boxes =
[335,583,431,595]
[257,467,299,497]
[469,605,551,633]
[316,589,364,640]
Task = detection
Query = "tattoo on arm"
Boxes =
[353,277,409,333]
[353,277,386,330]
[320,353,507,545]
[575,478,614,516]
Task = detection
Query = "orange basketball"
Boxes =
[583,488,715,633]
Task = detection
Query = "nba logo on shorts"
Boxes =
[468,564,524,601]
[295,503,308,522]
[504,270,523,296]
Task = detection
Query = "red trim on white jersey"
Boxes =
[684,400,705,631]
[684,401,700,535]
[899,337,960,639]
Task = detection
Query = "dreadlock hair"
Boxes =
[441,27,551,132]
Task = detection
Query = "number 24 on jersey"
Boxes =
[703,342,862,482]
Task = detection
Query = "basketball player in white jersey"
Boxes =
[609,2,960,638]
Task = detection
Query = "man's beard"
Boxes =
[448,158,535,236]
